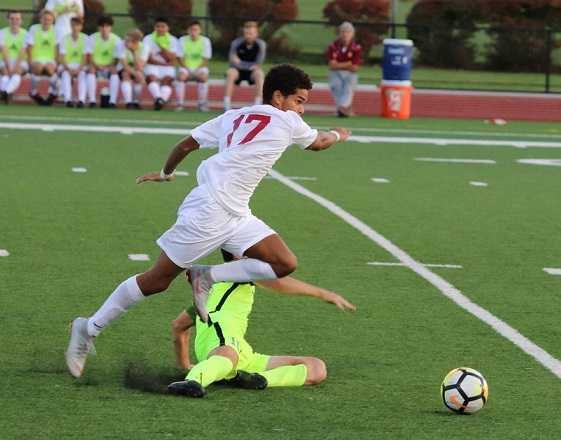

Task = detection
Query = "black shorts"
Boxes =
[234,68,255,85]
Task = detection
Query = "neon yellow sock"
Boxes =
[186,355,234,388]
[261,365,307,387]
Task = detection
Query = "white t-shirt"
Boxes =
[45,0,84,41]
[177,35,212,60]
[191,104,318,216]
[142,33,179,66]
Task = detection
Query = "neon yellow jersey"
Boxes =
[30,24,56,62]
[151,31,172,50]
[196,282,255,336]
[62,33,86,65]
[125,42,143,66]
[183,37,204,70]
[0,27,27,62]
[92,32,118,66]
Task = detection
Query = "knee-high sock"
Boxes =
[210,259,277,283]
[87,73,97,103]
[175,81,185,106]
[109,73,119,104]
[197,82,208,104]
[186,355,234,387]
[161,85,172,102]
[48,74,58,95]
[223,95,231,110]
[6,74,22,94]
[261,364,307,387]
[0,75,8,91]
[87,275,145,337]
[133,83,142,102]
[61,71,72,102]
[148,81,160,99]
[77,71,86,102]
[31,74,40,94]
[121,80,132,103]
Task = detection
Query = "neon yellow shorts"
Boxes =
[194,320,270,373]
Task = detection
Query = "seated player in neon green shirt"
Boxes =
[169,250,356,397]
[119,29,145,109]
[0,10,28,104]
[58,16,87,107]
[25,9,58,106]
[175,20,212,112]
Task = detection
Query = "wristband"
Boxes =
[160,168,175,180]
[329,130,341,142]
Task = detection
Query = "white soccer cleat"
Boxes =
[188,265,213,323]
[65,317,96,378]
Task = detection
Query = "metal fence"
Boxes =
[2,8,561,94]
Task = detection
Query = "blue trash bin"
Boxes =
[382,39,414,82]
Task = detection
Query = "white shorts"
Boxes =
[0,60,29,72]
[178,66,209,80]
[58,63,84,74]
[156,185,276,268]
[144,64,176,79]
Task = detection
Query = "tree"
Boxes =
[128,0,193,36]
[323,0,391,58]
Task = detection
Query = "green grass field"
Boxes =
[1,104,561,439]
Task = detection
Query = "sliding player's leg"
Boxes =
[65,251,184,378]
[260,355,327,387]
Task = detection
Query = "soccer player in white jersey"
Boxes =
[142,17,179,110]
[66,64,350,379]
[0,11,28,104]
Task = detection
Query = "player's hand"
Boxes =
[321,290,356,312]
[136,172,175,184]
[331,127,351,142]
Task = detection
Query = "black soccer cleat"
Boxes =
[77,101,85,108]
[227,371,268,390]
[154,98,164,111]
[1,91,8,104]
[45,94,57,106]
[65,101,75,108]
[30,93,45,106]
[168,380,206,398]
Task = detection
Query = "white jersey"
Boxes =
[45,0,84,41]
[141,33,179,66]
[190,104,318,216]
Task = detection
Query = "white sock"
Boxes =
[148,81,160,99]
[61,71,72,102]
[87,73,96,103]
[31,74,40,94]
[210,259,277,283]
[48,74,58,95]
[254,96,262,105]
[109,73,119,104]
[224,95,231,110]
[87,275,145,337]
[0,75,8,92]
[133,83,142,102]
[121,80,132,103]
[6,74,21,94]
[161,85,172,102]
[198,82,209,104]
[175,81,185,106]
[77,71,86,102]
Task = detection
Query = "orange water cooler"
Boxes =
[380,80,412,119]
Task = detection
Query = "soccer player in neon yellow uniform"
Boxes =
[142,17,178,110]
[175,20,212,112]
[0,10,28,103]
[119,29,145,110]
[169,250,356,397]
[58,16,87,107]
[25,9,58,106]
[85,15,122,108]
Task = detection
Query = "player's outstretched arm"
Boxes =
[306,127,350,151]
[257,277,356,312]
[171,310,195,370]
[136,136,200,184]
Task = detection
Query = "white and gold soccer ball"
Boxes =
[441,367,489,414]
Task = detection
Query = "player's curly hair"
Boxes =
[263,64,313,104]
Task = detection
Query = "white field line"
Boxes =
[470,181,489,187]
[415,158,497,164]
[543,268,561,276]
[371,178,390,183]
[72,167,87,173]
[3,114,561,141]
[517,159,561,167]
[367,261,463,269]
[0,249,10,257]
[3,122,561,150]
[128,254,150,261]
[269,169,561,379]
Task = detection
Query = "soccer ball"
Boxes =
[441,367,489,414]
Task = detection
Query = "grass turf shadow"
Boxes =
[123,360,185,395]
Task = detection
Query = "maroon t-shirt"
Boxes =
[326,39,362,65]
